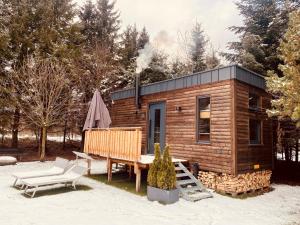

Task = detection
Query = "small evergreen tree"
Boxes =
[157,146,177,190]
[266,10,300,125]
[139,50,170,85]
[170,57,191,78]
[147,143,161,187]
[137,27,150,50]
[206,48,220,70]
[189,22,207,73]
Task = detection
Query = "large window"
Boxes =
[197,96,210,142]
[249,93,261,110]
[249,119,262,144]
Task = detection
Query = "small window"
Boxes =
[249,93,261,110]
[249,119,261,144]
[197,97,210,142]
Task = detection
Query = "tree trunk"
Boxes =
[80,130,85,152]
[296,138,299,162]
[40,126,47,162]
[63,119,67,150]
[11,108,20,148]
[1,134,4,146]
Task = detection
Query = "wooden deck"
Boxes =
[84,128,186,192]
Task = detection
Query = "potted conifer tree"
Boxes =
[147,144,179,204]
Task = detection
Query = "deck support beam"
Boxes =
[134,162,141,192]
[107,157,113,182]
[87,159,91,176]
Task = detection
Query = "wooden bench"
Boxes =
[0,148,25,161]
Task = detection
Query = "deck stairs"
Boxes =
[175,162,213,202]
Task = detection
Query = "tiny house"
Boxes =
[110,65,273,177]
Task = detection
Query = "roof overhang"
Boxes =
[112,65,266,101]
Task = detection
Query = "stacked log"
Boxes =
[199,170,272,194]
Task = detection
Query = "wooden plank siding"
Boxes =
[111,79,273,175]
[235,81,273,173]
[111,80,235,174]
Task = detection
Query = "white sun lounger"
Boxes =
[22,165,87,198]
[12,157,71,188]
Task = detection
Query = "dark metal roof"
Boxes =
[111,65,266,101]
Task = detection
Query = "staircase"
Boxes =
[175,162,213,202]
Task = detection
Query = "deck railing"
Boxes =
[84,127,142,162]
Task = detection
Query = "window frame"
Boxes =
[248,92,262,111]
[249,118,263,145]
[196,95,211,144]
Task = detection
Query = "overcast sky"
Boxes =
[76,0,243,61]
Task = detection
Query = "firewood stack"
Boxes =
[199,170,272,194]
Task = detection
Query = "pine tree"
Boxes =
[170,58,191,78]
[79,0,98,47]
[137,27,150,50]
[189,22,207,73]
[119,25,139,71]
[147,143,161,187]
[266,10,300,125]
[157,146,176,190]
[139,50,170,84]
[206,50,220,70]
[0,0,82,148]
[95,0,120,52]
[223,0,299,75]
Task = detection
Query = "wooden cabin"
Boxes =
[110,65,273,179]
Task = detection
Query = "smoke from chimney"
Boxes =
[136,30,175,74]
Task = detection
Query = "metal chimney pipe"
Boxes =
[135,73,141,109]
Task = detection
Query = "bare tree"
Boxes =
[11,58,71,161]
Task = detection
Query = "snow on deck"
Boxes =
[1,160,300,225]
[139,155,186,164]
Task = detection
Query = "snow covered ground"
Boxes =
[0,160,300,225]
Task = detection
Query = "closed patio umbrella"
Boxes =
[83,89,111,131]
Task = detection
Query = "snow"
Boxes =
[3,133,82,142]
[277,152,298,161]
[0,156,17,165]
[1,160,300,225]
[139,155,186,164]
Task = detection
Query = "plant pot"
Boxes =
[147,186,179,204]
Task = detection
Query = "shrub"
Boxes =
[157,146,177,190]
[147,143,161,187]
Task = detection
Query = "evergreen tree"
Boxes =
[170,58,191,78]
[139,50,170,84]
[119,25,139,71]
[206,50,220,70]
[223,0,299,75]
[147,143,161,187]
[79,0,98,47]
[266,10,300,125]
[95,0,120,52]
[157,146,176,190]
[137,27,150,50]
[189,22,207,73]
[0,0,81,148]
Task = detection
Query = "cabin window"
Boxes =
[197,96,210,143]
[249,119,262,144]
[249,93,261,110]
